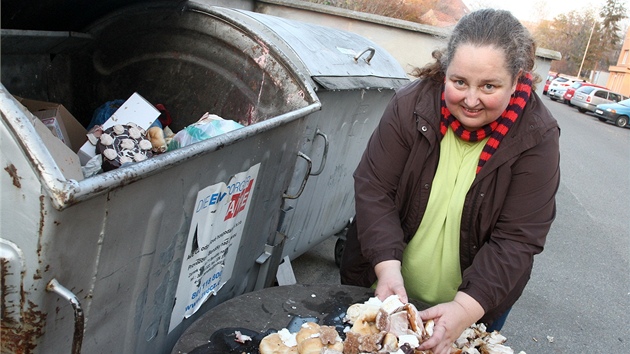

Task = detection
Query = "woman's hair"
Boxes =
[412,8,540,85]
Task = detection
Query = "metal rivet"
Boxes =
[421,126,428,132]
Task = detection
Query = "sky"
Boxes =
[463,0,630,23]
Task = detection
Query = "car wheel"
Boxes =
[578,108,587,113]
[615,115,628,127]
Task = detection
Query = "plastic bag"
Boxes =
[87,99,125,130]
[168,113,243,150]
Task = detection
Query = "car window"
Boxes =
[609,93,622,102]
[594,90,608,99]
[570,82,582,89]
[579,86,596,94]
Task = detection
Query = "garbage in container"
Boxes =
[13,96,87,180]
[78,92,161,164]
[87,99,125,130]
[168,112,244,150]
[57,90,246,176]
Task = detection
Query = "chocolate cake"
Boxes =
[96,123,153,171]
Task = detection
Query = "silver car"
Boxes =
[570,86,628,113]
[548,86,568,102]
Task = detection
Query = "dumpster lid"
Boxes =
[2,1,409,90]
[213,7,409,90]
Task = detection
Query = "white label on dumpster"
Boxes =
[169,163,260,332]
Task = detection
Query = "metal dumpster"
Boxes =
[230,10,411,263]
[1,1,408,353]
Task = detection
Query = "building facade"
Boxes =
[606,27,630,96]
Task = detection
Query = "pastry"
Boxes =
[259,332,298,354]
[259,294,517,354]
[96,123,153,171]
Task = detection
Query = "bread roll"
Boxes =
[259,333,298,354]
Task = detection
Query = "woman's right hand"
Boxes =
[373,260,408,303]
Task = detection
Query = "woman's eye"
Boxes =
[483,84,495,91]
[455,80,465,86]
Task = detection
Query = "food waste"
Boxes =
[256,295,524,354]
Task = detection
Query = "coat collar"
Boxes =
[410,79,558,180]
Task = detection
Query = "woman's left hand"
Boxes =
[416,292,484,354]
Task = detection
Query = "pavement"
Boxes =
[291,235,341,285]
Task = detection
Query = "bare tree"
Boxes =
[533,1,627,78]
[595,0,628,68]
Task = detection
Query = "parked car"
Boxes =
[548,86,568,102]
[547,76,579,99]
[593,99,630,127]
[570,86,628,113]
[543,72,557,95]
[563,81,607,105]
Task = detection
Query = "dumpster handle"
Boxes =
[283,152,312,199]
[354,47,375,64]
[46,278,84,354]
[310,129,329,176]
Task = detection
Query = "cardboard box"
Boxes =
[78,92,160,165]
[15,97,87,181]
[16,97,87,153]
[36,109,69,146]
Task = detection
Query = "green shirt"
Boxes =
[401,127,488,305]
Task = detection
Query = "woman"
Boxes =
[340,8,560,354]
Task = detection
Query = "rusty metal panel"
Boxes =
[0,114,50,353]
[1,239,47,353]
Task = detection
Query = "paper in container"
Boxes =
[78,92,160,165]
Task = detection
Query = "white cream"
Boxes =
[128,127,141,139]
[277,328,297,347]
[99,133,114,146]
[397,334,419,348]
[120,139,135,150]
[139,140,152,151]
[381,294,405,314]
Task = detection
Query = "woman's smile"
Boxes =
[461,106,483,116]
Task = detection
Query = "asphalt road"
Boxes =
[290,95,630,353]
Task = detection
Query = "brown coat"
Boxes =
[340,78,560,325]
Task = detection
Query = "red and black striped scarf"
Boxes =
[440,72,533,173]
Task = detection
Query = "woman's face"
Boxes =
[444,44,518,131]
